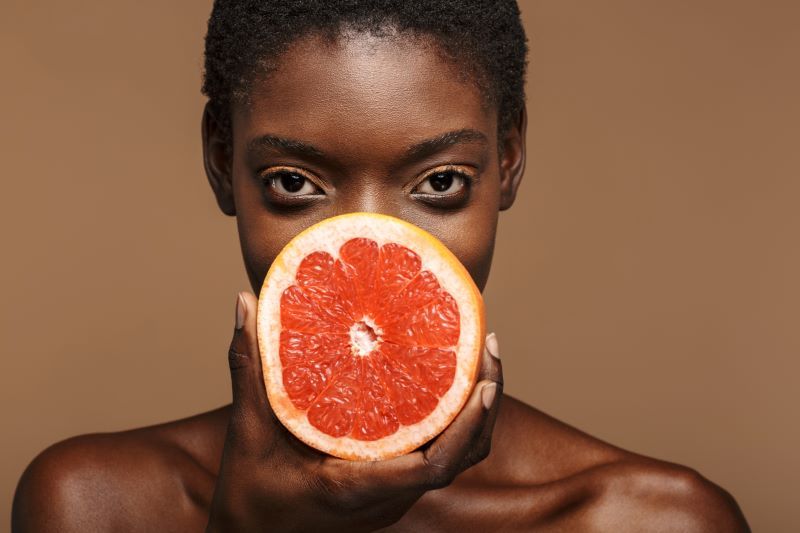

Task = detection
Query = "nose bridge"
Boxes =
[333,167,399,218]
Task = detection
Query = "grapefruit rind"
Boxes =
[256,212,485,461]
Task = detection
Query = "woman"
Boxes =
[13,1,749,530]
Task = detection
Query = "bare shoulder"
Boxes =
[574,458,751,532]
[475,393,630,485]
[11,408,227,533]
[481,394,750,531]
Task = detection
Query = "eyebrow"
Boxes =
[245,128,488,161]
[403,129,488,160]
[247,135,326,158]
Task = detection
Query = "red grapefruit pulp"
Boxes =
[257,213,484,460]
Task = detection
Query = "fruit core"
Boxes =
[349,318,380,357]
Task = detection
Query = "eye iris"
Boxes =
[280,173,305,193]
[429,172,453,192]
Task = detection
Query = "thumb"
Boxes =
[228,291,277,431]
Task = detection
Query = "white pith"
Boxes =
[349,317,380,357]
[256,213,483,461]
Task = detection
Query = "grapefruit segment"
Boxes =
[372,347,439,426]
[380,343,457,398]
[306,356,360,438]
[352,357,400,441]
[381,287,460,348]
[257,212,485,460]
[371,243,423,316]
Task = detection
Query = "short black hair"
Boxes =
[202,0,528,143]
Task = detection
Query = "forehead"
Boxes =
[231,32,497,162]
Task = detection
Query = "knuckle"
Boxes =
[423,456,455,489]
[308,470,340,506]
[491,364,505,387]
[313,468,366,511]
[227,345,249,371]
[472,441,492,464]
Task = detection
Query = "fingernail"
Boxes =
[481,382,497,410]
[486,332,500,360]
[235,293,246,330]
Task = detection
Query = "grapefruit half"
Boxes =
[256,212,484,461]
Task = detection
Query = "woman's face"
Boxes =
[203,33,526,294]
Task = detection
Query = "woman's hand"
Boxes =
[206,291,504,532]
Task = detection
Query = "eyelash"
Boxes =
[412,166,477,197]
[259,165,477,204]
[260,167,324,201]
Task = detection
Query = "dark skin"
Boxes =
[13,33,750,532]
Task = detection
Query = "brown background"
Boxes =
[2,1,798,530]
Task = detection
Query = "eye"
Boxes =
[262,168,322,197]
[413,166,474,196]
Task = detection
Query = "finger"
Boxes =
[406,331,504,486]
[227,291,277,433]
[477,331,503,387]
[417,377,496,485]
[339,376,497,496]
[419,332,504,472]
[472,332,504,464]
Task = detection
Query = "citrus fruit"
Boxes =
[256,212,484,461]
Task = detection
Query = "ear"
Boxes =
[498,103,527,211]
[201,101,236,216]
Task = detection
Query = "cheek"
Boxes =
[411,209,498,293]
[233,165,334,291]
[457,222,497,293]
[400,173,501,293]
[236,212,322,293]
[232,177,312,291]
[237,217,275,294]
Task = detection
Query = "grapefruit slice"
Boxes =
[256,212,484,461]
